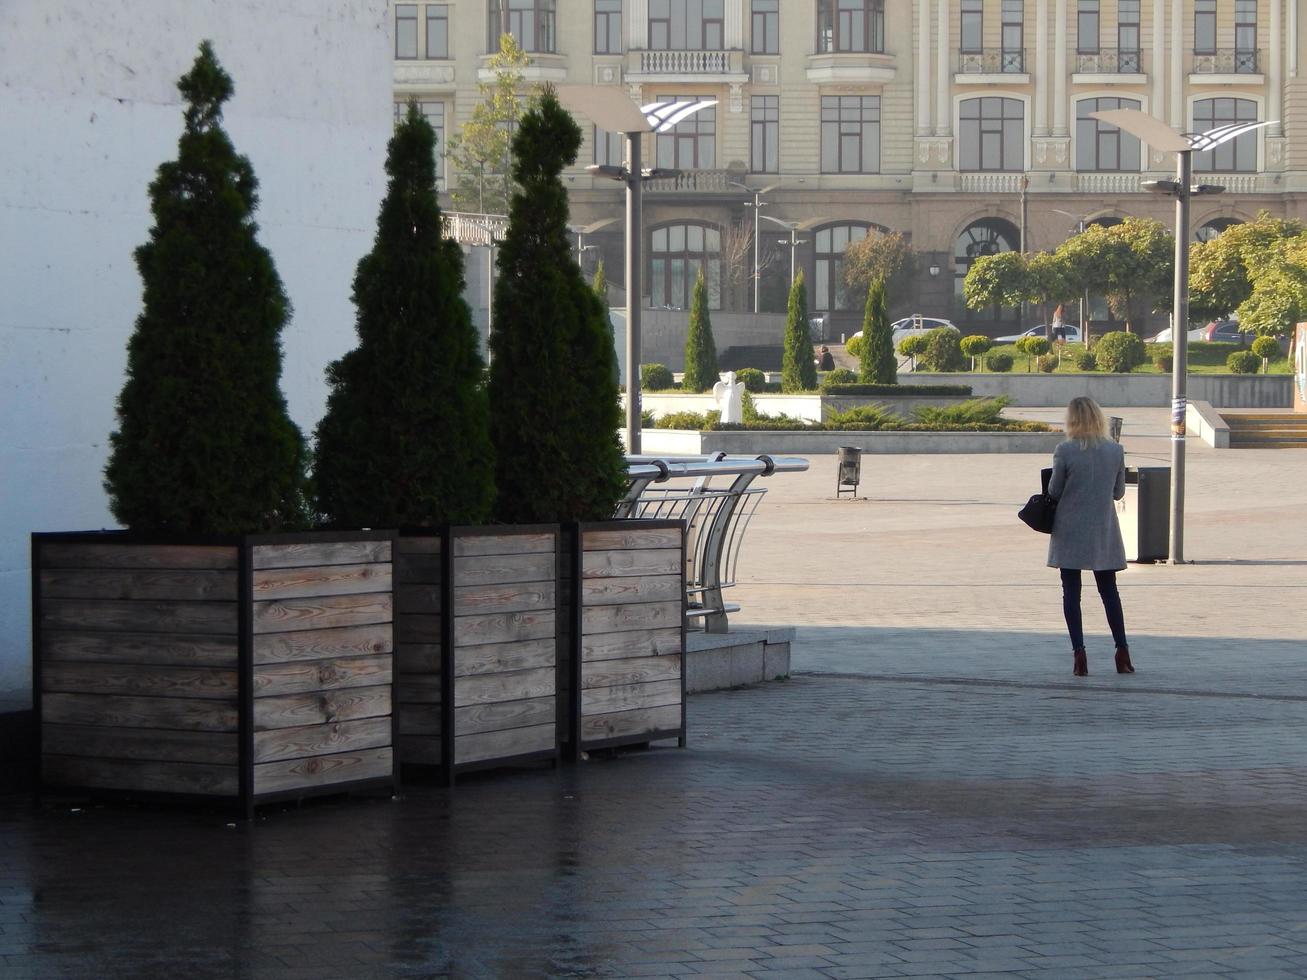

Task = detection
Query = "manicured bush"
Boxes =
[654,410,713,429]
[1037,353,1058,373]
[1251,336,1281,365]
[914,396,1012,426]
[735,367,767,392]
[104,43,308,534]
[1094,331,1147,373]
[1075,350,1097,371]
[488,87,626,523]
[827,403,904,430]
[781,271,818,392]
[314,101,494,528]
[987,352,1014,372]
[681,269,719,392]
[820,368,858,388]
[1227,350,1260,374]
[1154,354,1174,372]
[919,327,966,372]
[845,334,865,358]
[641,363,675,391]
[960,335,991,371]
[822,383,973,396]
[898,333,927,369]
[860,278,896,384]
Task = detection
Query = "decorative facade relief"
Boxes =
[1031,138,1068,167]
[1268,137,1287,168]
[595,63,622,85]
[729,82,744,112]
[752,64,778,86]
[915,138,952,165]
[394,64,455,85]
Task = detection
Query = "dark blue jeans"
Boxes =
[1060,568,1129,651]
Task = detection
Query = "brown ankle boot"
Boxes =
[1073,648,1088,676]
[1115,647,1135,674]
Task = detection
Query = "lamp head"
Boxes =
[585,163,627,181]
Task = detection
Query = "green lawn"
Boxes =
[969,341,1292,375]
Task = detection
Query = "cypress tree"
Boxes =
[313,103,494,528]
[860,277,897,384]
[488,87,626,523]
[681,269,719,392]
[103,42,307,534]
[781,270,817,392]
[592,258,608,305]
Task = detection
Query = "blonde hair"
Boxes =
[1065,396,1109,446]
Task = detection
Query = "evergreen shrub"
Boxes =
[820,368,858,388]
[845,334,865,358]
[1251,336,1281,361]
[919,328,966,372]
[988,352,1014,372]
[1227,350,1260,374]
[735,367,767,391]
[860,278,896,384]
[1037,353,1058,373]
[641,363,675,391]
[781,272,818,392]
[681,270,719,392]
[1076,350,1097,370]
[1094,331,1147,373]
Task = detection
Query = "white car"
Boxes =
[1145,325,1206,343]
[850,316,957,347]
[995,324,1082,344]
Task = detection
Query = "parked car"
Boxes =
[1204,319,1253,345]
[849,316,958,348]
[1144,325,1207,343]
[994,324,1082,344]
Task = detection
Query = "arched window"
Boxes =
[1076,97,1141,172]
[649,222,722,310]
[959,97,1024,171]
[488,0,557,52]
[1196,217,1242,243]
[1194,98,1258,172]
[954,218,1020,326]
[812,223,882,312]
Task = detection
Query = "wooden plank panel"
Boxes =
[581,679,682,715]
[42,630,238,668]
[454,609,554,647]
[252,563,391,601]
[253,685,391,731]
[395,643,440,673]
[396,536,442,555]
[453,666,554,708]
[253,746,392,795]
[452,533,555,558]
[581,704,682,744]
[253,655,392,697]
[42,693,237,732]
[395,584,442,614]
[581,574,682,608]
[582,528,682,552]
[43,755,237,796]
[581,547,682,579]
[455,724,554,765]
[396,673,441,704]
[581,601,681,635]
[253,592,392,635]
[252,717,392,764]
[394,554,443,584]
[253,624,392,665]
[39,569,238,602]
[43,662,238,700]
[251,540,391,570]
[452,553,555,587]
[41,599,237,635]
[40,543,238,570]
[452,637,554,678]
[41,724,236,765]
[582,655,682,690]
[397,734,443,764]
[395,614,441,644]
[453,581,556,617]
[454,696,554,737]
[582,627,682,662]
[397,704,441,736]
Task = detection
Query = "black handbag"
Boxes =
[1018,467,1057,534]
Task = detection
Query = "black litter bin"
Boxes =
[836,446,862,497]
[1117,466,1169,562]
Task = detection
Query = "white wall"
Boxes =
[0,0,392,704]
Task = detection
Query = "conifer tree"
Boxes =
[860,277,896,384]
[488,87,626,523]
[592,258,608,305]
[103,42,307,533]
[313,103,494,528]
[681,270,719,392]
[781,271,817,392]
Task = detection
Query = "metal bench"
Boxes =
[617,454,809,633]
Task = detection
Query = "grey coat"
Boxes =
[1046,438,1127,571]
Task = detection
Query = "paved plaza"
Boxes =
[2,407,1306,979]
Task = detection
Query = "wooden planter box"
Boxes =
[394,526,560,780]
[32,531,396,815]
[564,520,686,759]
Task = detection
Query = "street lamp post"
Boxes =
[1090,108,1273,564]
[727,181,784,313]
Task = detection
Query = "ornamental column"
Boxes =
[1270,0,1283,136]
[1170,0,1183,129]
[1035,0,1048,135]
[725,0,742,49]
[1152,0,1166,131]
[1053,0,1068,135]
[629,0,647,50]
[935,0,950,135]
[918,0,932,134]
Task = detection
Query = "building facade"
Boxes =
[393,0,1307,337]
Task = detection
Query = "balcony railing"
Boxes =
[644,169,733,193]
[958,173,1027,194]
[957,48,1027,74]
[636,49,733,74]
[1075,48,1142,73]
[1192,49,1259,74]
[443,211,509,247]
[1076,173,1142,194]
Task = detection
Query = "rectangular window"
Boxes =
[396,4,419,59]
[649,0,724,50]
[396,101,445,186]
[1077,0,1099,54]
[751,96,779,173]
[490,0,556,53]
[1194,97,1257,172]
[1001,0,1023,72]
[1194,0,1216,54]
[959,97,1024,171]
[1075,97,1141,171]
[655,95,715,169]
[594,126,624,166]
[1235,0,1257,72]
[960,0,982,54]
[426,5,449,59]
[595,0,623,53]
[752,0,779,54]
[820,95,880,174]
[818,0,884,53]
[1118,0,1140,72]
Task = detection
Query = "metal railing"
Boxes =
[618,454,808,633]
[1076,48,1142,73]
[643,169,733,193]
[1192,49,1259,74]
[957,48,1026,74]
[442,211,509,247]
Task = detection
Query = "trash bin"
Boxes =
[1109,416,1124,442]
[1117,466,1169,562]
[836,446,862,498]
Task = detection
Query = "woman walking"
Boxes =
[1047,397,1135,676]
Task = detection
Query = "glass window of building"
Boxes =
[752,0,779,53]
[1075,97,1141,171]
[1001,0,1023,72]
[595,0,623,53]
[1194,0,1216,54]
[1117,0,1140,71]
[751,96,779,173]
[649,0,725,50]
[426,5,449,59]
[820,96,880,174]
[954,218,1019,322]
[650,223,722,310]
[1235,0,1257,72]
[488,0,557,53]
[654,96,715,169]
[813,224,870,313]
[960,0,982,53]
[817,1,885,54]
[395,101,445,186]
[396,4,419,59]
[1196,217,1241,243]
[959,98,1024,171]
[594,126,624,167]
[1077,0,1099,53]
[1194,98,1258,172]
